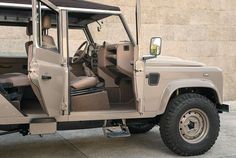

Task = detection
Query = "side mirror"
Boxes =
[150,37,162,56]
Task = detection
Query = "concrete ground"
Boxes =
[0,112,235,158]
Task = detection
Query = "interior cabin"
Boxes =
[0,0,137,116]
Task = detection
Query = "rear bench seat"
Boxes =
[0,73,29,87]
[0,73,29,102]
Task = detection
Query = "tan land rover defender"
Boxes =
[0,0,229,156]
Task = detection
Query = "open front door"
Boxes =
[134,0,145,114]
[134,52,145,114]
[29,0,67,116]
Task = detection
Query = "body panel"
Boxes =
[29,48,66,116]
[29,0,66,116]
[143,56,223,114]
[0,95,24,118]
[0,110,157,125]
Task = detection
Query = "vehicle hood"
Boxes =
[146,56,205,67]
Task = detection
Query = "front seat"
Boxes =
[0,22,32,87]
[41,15,100,91]
[71,76,98,90]
[70,64,99,90]
[42,15,58,51]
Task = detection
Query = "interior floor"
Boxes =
[20,86,45,115]
[110,99,136,111]
[7,86,46,115]
[70,78,136,112]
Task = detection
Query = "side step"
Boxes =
[103,120,131,138]
[30,118,57,135]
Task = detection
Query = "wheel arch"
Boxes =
[158,79,222,115]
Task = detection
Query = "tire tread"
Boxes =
[160,93,220,156]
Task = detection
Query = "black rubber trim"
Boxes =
[146,73,160,86]
[70,87,104,96]
[58,120,104,130]
[217,104,229,113]
[30,118,56,124]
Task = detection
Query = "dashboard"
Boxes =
[82,42,134,78]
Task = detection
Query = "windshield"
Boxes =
[88,15,130,45]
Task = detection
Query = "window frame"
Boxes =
[87,14,135,46]
[34,0,61,53]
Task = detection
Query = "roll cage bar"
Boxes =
[0,0,136,45]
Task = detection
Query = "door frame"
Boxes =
[31,0,69,116]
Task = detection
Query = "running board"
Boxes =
[103,120,131,138]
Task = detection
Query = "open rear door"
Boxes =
[29,0,67,116]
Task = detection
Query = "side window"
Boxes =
[68,29,88,57]
[38,2,59,52]
[0,26,28,57]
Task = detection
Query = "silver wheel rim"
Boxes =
[179,108,209,144]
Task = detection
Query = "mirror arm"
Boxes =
[96,20,102,32]
[143,55,157,61]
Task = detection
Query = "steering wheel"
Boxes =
[71,41,89,64]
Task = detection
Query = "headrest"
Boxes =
[42,36,58,52]
[42,15,51,29]
[26,21,33,36]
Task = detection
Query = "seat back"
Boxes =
[42,15,57,52]
[25,41,33,67]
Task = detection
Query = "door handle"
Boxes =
[42,75,52,80]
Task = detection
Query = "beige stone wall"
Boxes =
[89,0,236,100]
[0,26,28,57]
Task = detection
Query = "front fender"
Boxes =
[158,79,222,114]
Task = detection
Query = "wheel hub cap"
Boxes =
[179,108,209,144]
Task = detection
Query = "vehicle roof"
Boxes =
[0,0,121,12]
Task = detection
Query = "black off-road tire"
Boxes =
[128,123,155,134]
[160,93,220,156]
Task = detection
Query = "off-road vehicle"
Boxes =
[0,0,229,156]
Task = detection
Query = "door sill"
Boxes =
[69,110,141,121]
